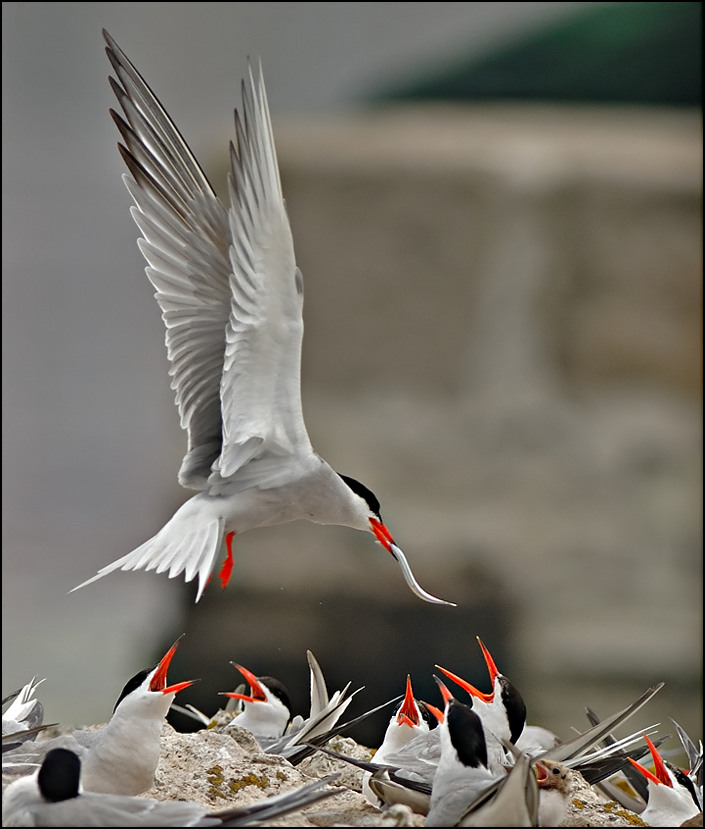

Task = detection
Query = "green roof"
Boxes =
[372,2,701,106]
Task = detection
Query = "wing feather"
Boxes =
[212,62,310,482]
[104,30,231,490]
[104,32,311,493]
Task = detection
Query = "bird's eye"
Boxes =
[553,767,560,775]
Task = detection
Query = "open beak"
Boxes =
[476,637,500,687]
[149,635,196,695]
[434,664,493,704]
[220,663,267,703]
[435,638,501,703]
[396,675,420,728]
[433,675,454,707]
[368,518,456,607]
[628,734,673,787]
[534,761,549,784]
[421,700,445,724]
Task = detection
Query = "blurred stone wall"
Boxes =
[174,104,701,749]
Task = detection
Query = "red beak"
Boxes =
[149,635,196,695]
[369,517,395,555]
[396,675,420,727]
[476,637,500,686]
[435,638,502,704]
[433,676,454,707]
[435,664,493,704]
[220,664,267,703]
[423,701,445,724]
[629,734,673,787]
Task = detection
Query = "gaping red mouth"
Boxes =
[221,664,267,703]
[148,635,196,696]
[396,675,420,727]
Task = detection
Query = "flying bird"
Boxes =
[71,29,454,608]
[436,636,527,747]
[361,674,440,806]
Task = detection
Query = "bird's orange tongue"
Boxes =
[397,676,420,727]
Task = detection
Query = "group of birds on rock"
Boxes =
[3,636,703,827]
[3,27,702,829]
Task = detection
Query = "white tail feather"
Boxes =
[70,505,225,602]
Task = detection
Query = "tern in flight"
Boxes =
[73,31,455,606]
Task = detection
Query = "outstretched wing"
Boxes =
[214,61,310,482]
[103,31,310,491]
[104,29,231,490]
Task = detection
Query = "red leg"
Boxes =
[218,531,236,589]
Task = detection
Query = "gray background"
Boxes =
[3,2,701,752]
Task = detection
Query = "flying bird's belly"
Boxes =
[204,462,351,534]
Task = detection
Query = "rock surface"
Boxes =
[6,718,701,826]
[135,724,647,826]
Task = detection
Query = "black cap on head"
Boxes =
[38,748,81,802]
[258,676,293,715]
[113,668,150,714]
[500,678,527,743]
[447,701,488,769]
[339,474,381,517]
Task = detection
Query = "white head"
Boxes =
[111,636,195,722]
[220,663,291,739]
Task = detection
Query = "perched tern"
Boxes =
[170,649,376,765]
[3,637,195,795]
[70,29,455,608]
[629,734,703,827]
[361,674,439,806]
[451,749,569,827]
[425,694,505,827]
[427,694,568,827]
[221,652,367,761]
[326,678,465,813]
[220,663,292,743]
[455,748,538,827]
[436,636,526,746]
[1,747,343,827]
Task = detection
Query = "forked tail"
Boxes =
[70,505,225,602]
